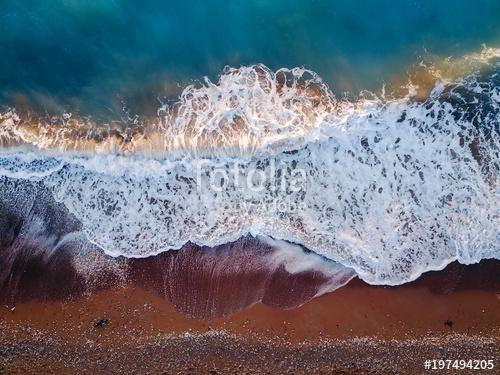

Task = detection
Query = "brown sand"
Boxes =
[0,253,499,374]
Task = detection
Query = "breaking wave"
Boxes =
[0,48,499,285]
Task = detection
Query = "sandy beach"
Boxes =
[1,241,498,373]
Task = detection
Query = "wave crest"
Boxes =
[0,49,499,285]
[160,64,346,157]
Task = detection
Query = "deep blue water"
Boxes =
[1,0,499,119]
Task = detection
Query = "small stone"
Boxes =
[93,319,110,329]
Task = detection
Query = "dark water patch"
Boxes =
[127,237,335,319]
[0,178,122,303]
[415,260,500,294]
[0,240,84,304]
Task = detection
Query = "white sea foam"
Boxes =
[263,236,355,295]
[0,51,499,285]
[159,64,353,158]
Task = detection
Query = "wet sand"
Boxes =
[0,237,499,373]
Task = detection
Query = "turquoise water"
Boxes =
[1,0,499,119]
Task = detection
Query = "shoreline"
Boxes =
[2,260,499,339]
[1,252,498,373]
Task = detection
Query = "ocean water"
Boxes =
[1,0,499,117]
[0,1,499,286]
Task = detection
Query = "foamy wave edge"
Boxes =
[0,46,499,285]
